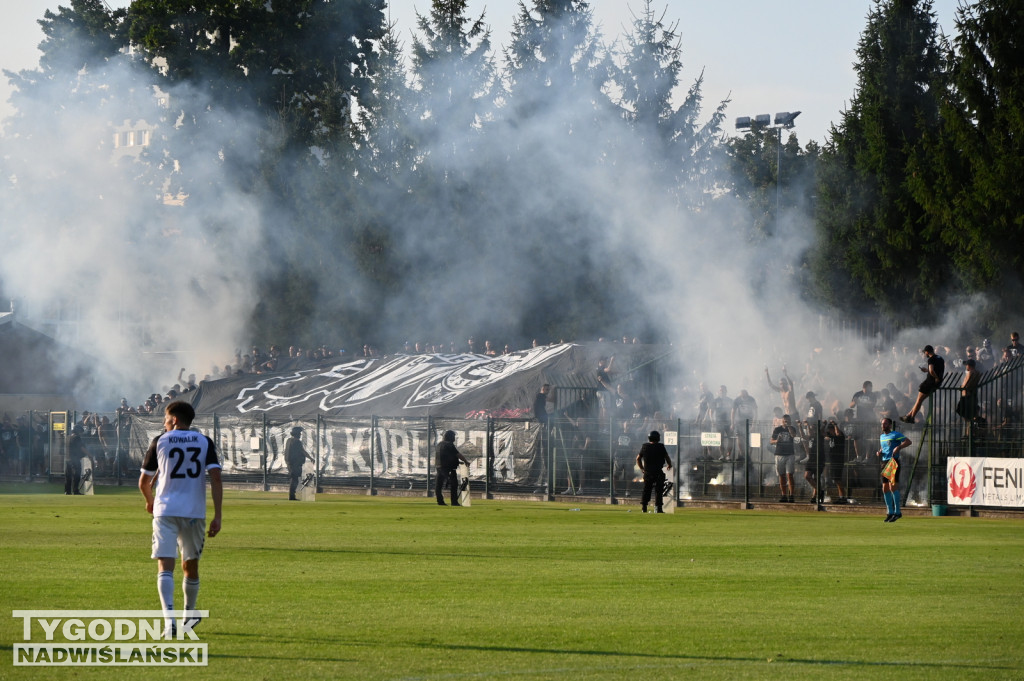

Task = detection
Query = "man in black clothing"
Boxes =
[285,427,313,500]
[534,384,552,425]
[65,424,87,495]
[435,430,470,506]
[902,345,945,423]
[636,431,673,513]
[1006,332,1022,360]
[802,392,825,502]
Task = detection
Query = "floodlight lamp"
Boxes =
[754,114,771,127]
[774,111,801,128]
[735,116,751,130]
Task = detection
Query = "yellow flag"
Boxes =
[882,458,898,483]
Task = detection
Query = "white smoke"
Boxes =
[0,3,1012,414]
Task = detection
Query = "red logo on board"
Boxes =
[949,462,977,501]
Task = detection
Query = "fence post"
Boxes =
[370,415,377,496]
[486,417,493,499]
[262,413,269,492]
[212,413,219,488]
[35,411,43,482]
[427,416,433,498]
[925,400,933,506]
[546,420,554,501]
[608,412,614,503]
[315,414,322,493]
[744,418,750,508]
[675,418,682,507]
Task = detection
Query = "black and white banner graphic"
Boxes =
[194,344,574,417]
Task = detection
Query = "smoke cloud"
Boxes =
[0,4,1011,413]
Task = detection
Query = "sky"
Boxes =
[2,0,961,144]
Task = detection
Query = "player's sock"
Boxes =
[892,490,901,514]
[158,571,175,611]
[183,577,200,612]
[158,571,175,637]
[883,490,894,515]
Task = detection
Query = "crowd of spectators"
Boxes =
[659,331,1024,466]
[0,410,127,477]
[0,413,46,475]
[3,328,1021,493]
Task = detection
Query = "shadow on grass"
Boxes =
[210,653,355,663]
[239,545,508,560]
[413,642,1017,672]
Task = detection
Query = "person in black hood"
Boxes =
[435,430,470,506]
[636,431,673,513]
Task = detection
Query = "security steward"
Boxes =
[636,430,673,513]
[435,430,470,506]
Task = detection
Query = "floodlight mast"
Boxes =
[734,111,801,235]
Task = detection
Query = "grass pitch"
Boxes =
[1,484,1023,681]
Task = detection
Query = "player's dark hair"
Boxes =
[443,430,456,443]
[165,400,195,427]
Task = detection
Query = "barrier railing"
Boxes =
[3,357,1021,510]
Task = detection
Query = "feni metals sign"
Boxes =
[947,457,1024,507]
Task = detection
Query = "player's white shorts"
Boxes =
[151,516,206,561]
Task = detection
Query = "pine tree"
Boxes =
[812,0,946,319]
[410,0,494,161]
[359,20,420,184]
[911,0,1024,297]
[502,0,611,126]
[615,0,727,208]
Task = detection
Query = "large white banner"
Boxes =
[947,457,1024,507]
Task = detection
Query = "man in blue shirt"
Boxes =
[876,418,912,522]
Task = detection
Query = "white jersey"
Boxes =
[142,429,220,519]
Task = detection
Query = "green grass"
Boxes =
[1,484,1023,680]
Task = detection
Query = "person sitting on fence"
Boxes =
[901,345,945,424]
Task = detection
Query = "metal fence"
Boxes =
[911,355,1024,506]
[0,410,951,508]
[4,356,1022,510]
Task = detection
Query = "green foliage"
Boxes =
[726,127,816,241]
[502,0,611,125]
[615,0,728,209]
[14,0,1024,351]
[411,0,495,147]
[911,0,1024,299]
[812,0,947,321]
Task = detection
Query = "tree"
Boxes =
[410,0,495,161]
[812,0,946,320]
[502,0,611,123]
[2,0,145,212]
[358,20,421,184]
[614,0,727,208]
[5,0,126,136]
[124,0,386,198]
[238,0,387,147]
[910,0,1024,299]
[726,125,818,240]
